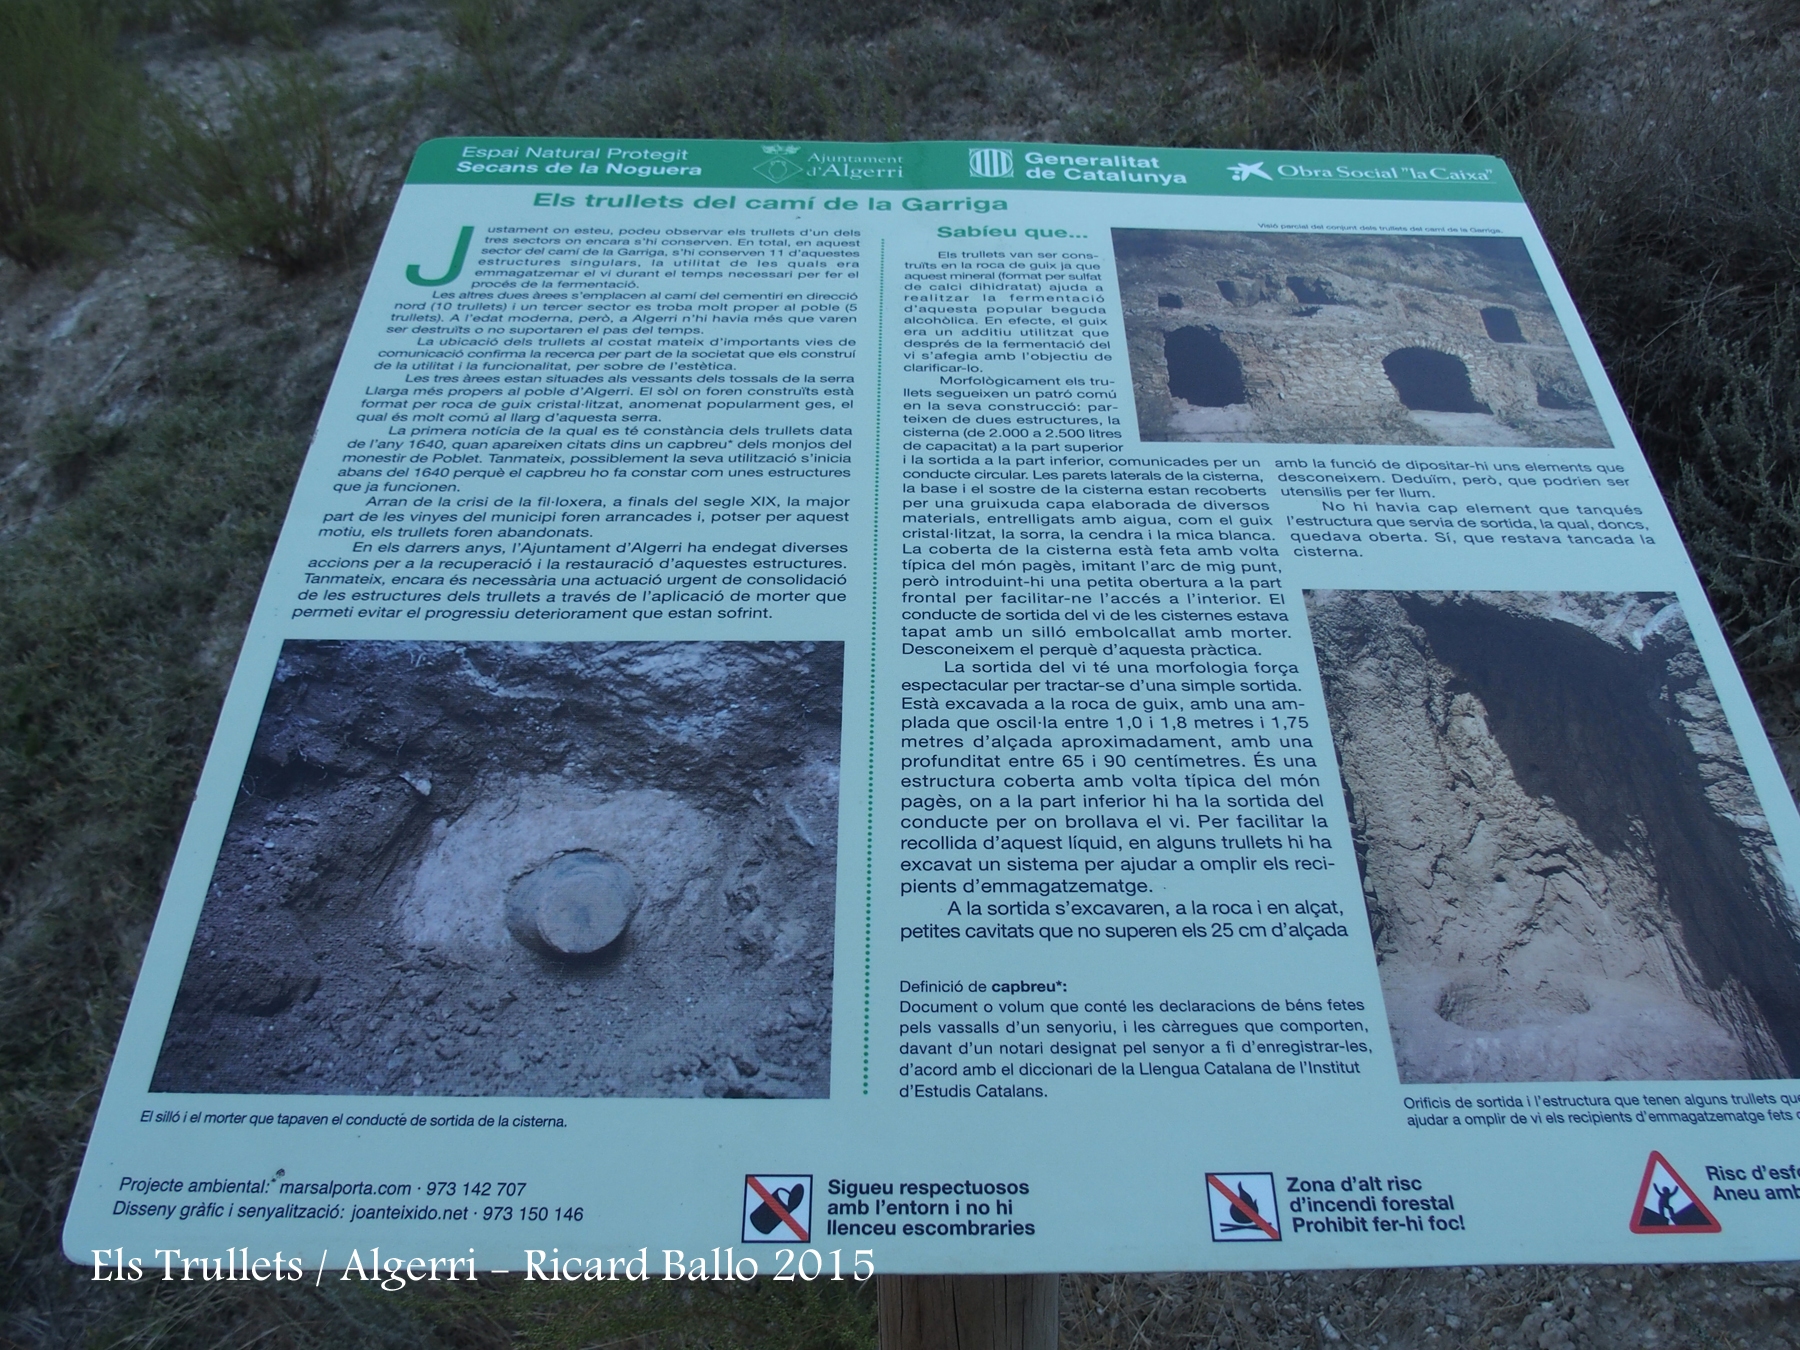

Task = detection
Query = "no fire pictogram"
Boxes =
[743,1174,812,1243]
[1207,1172,1281,1242]
[1629,1152,1721,1234]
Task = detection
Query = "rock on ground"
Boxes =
[152,639,844,1099]
[1307,590,1800,1083]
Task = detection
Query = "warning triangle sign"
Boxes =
[1629,1151,1721,1234]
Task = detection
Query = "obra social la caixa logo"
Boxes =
[1239,158,1497,184]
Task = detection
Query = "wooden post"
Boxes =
[878,1274,1059,1349]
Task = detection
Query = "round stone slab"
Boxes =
[505,852,638,959]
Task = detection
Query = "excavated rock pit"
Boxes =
[1115,230,1611,447]
[1306,591,1800,1083]
[151,639,844,1098]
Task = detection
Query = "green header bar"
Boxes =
[404,137,1522,203]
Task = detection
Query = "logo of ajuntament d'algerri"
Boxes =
[754,144,803,184]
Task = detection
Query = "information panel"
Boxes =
[66,138,1800,1281]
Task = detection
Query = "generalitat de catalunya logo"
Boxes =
[968,147,1014,178]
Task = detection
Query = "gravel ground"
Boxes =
[1060,1262,1800,1349]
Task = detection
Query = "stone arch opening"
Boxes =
[1537,382,1584,410]
[1481,306,1525,343]
[1287,275,1339,305]
[1164,325,1245,407]
[1382,347,1491,414]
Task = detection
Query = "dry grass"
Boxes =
[0,0,141,267]
[145,57,396,273]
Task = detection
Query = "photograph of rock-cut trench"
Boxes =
[1305,590,1800,1083]
[151,640,843,1099]
[1114,230,1611,447]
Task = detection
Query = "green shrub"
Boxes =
[443,0,969,141]
[439,0,1024,143]
[146,58,389,273]
[0,0,140,268]
[1517,62,1800,698]
[0,394,303,1292]
[1595,85,1798,680]
[1355,2,1584,149]
[587,31,1003,143]
[82,1279,466,1349]
[1673,299,1800,688]
[1532,64,1800,471]
[103,0,176,33]
[444,0,589,135]
[1217,0,1419,65]
[1002,0,1153,57]
[169,0,288,41]
[154,0,351,44]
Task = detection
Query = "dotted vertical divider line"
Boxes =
[864,239,884,1096]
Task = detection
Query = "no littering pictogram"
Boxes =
[1629,1151,1721,1234]
[743,1174,812,1243]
